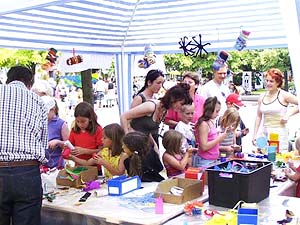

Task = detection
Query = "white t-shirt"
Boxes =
[200,80,230,116]
[175,121,194,150]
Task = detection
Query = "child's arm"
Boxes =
[94,152,128,176]
[198,123,227,151]
[71,146,101,156]
[285,168,300,182]
[48,122,70,150]
[69,155,97,166]
[163,152,191,171]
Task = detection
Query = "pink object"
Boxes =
[62,148,71,159]
[155,197,164,214]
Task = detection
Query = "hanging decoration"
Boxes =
[41,47,58,71]
[138,44,156,69]
[234,30,251,51]
[212,50,229,70]
[66,48,83,65]
[178,34,211,58]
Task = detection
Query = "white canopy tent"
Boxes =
[0,0,299,113]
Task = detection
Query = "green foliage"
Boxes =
[164,48,291,78]
[0,49,46,69]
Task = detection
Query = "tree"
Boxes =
[0,49,46,73]
[164,48,291,79]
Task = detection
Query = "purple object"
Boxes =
[83,180,100,192]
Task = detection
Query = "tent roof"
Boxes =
[0,0,288,55]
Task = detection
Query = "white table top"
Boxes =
[41,171,208,225]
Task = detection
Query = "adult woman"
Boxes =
[120,83,192,151]
[253,68,299,152]
[164,71,205,129]
[131,69,164,108]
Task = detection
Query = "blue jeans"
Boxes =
[192,154,217,168]
[0,165,42,225]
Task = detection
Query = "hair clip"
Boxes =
[134,151,138,155]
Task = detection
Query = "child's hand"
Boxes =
[284,168,292,177]
[48,140,58,150]
[287,160,294,169]
[231,144,241,151]
[186,146,195,156]
[71,147,84,156]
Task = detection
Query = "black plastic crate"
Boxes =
[206,159,272,208]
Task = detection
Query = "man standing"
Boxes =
[200,62,230,116]
[0,66,48,225]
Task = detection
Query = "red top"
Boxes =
[69,125,103,161]
[296,165,300,198]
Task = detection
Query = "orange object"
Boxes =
[185,167,206,190]
[268,140,280,153]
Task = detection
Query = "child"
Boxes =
[284,137,300,198]
[122,131,165,182]
[68,101,103,162]
[162,130,193,178]
[69,123,127,178]
[226,93,249,148]
[41,96,69,168]
[175,104,195,149]
[218,108,241,158]
[193,97,228,167]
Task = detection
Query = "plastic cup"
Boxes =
[267,146,277,162]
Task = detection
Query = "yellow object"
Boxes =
[204,210,237,225]
[269,133,279,141]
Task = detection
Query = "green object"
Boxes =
[72,167,88,173]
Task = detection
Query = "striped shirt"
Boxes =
[0,81,48,162]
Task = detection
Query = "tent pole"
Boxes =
[279,0,300,108]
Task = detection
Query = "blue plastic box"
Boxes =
[238,208,258,225]
[107,175,141,196]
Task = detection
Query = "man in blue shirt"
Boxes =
[0,66,48,225]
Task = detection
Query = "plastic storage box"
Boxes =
[107,175,141,196]
[206,160,272,208]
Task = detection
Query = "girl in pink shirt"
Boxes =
[193,97,228,167]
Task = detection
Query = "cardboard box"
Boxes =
[206,160,272,208]
[107,175,141,196]
[154,178,203,204]
[56,166,98,188]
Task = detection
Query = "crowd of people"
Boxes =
[1,61,300,225]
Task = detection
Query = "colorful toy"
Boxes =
[138,44,156,69]
[234,30,251,51]
[184,201,203,216]
[277,210,294,224]
[66,48,83,65]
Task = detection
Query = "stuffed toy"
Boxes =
[212,50,229,70]
[234,30,251,51]
[138,45,156,69]
[46,47,58,65]
[66,48,83,65]
[66,55,83,65]
[42,47,59,71]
